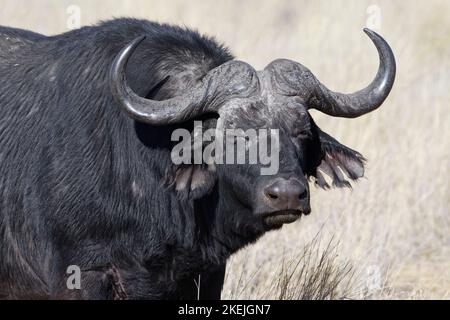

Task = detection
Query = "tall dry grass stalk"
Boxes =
[224,233,356,300]
[1,0,448,299]
[277,245,351,299]
[271,236,354,300]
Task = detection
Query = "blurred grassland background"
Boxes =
[1,0,448,299]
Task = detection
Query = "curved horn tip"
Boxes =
[118,35,147,61]
[125,35,147,53]
[363,28,384,43]
[111,35,147,79]
[362,27,396,77]
[132,35,147,44]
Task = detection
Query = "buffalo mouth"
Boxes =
[262,209,303,228]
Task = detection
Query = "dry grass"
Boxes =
[226,234,355,300]
[1,0,448,299]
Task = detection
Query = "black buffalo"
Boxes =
[0,18,395,299]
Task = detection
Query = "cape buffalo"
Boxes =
[0,18,395,299]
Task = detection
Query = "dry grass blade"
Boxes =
[274,236,354,300]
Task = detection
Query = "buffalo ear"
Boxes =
[308,127,366,189]
[165,118,218,200]
[167,164,217,200]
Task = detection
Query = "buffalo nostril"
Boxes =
[267,192,278,200]
[264,187,280,200]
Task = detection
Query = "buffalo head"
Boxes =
[110,29,395,230]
